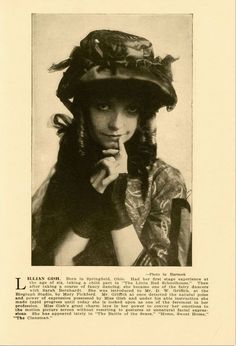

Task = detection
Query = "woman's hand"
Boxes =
[90,138,128,193]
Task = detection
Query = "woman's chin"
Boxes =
[101,140,119,149]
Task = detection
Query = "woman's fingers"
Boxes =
[90,143,128,193]
[94,156,115,168]
[102,173,119,186]
[91,169,118,194]
[95,156,119,176]
[90,168,107,193]
[116,138,128,173]
[90,168,106,185]
[118,137,126,155]
[102,149,119,156]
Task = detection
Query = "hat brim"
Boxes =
[78,65,177,109]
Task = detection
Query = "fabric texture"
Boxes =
[32,158,191,266]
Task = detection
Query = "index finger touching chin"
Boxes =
[117,137,127,157]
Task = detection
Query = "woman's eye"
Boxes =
[127,105,139,114]
[97,103,110,111]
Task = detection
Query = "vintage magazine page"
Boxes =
[0,0,235,345]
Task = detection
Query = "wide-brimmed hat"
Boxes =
[49,29,178,113]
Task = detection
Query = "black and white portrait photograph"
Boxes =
[32,14,192,266]
[1,1,235,345]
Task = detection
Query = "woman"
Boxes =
[32,29,191,266]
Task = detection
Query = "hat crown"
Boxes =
[78,30,154,63]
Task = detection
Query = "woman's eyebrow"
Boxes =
[92,97,110,103]
[126,98,142,106]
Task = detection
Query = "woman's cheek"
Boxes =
[129,117,139,134]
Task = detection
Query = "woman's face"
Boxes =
[86,96,140,149]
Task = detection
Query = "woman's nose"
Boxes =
[108,111,124,131]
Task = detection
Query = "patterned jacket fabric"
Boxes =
[32,158,191,266]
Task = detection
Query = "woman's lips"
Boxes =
[103,134,123,138]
